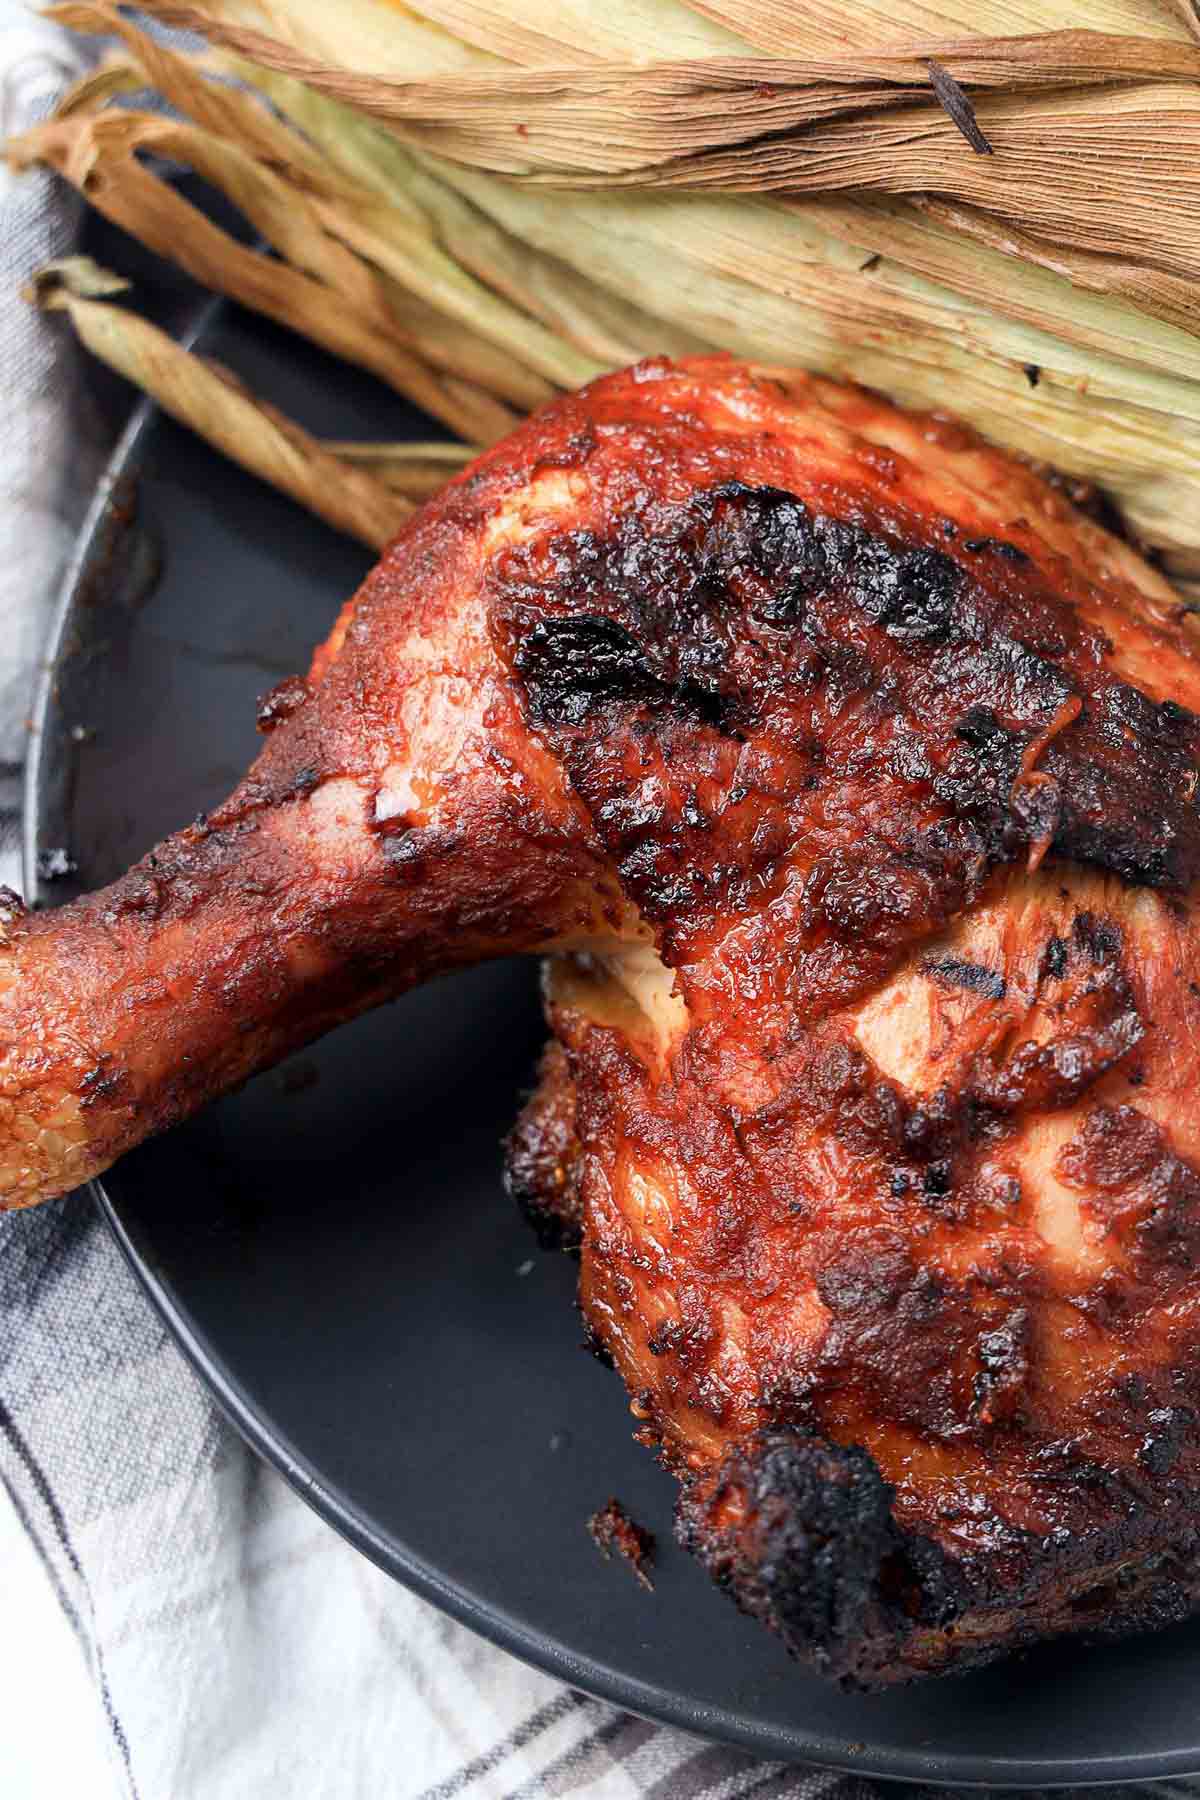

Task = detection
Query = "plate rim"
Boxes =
[95,1179,1200,1791]
[27,316,1200,1789]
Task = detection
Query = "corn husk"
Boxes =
[31,255,476,515]
[123,19,1200,302]
[324,441,475,497]
[27,259,412,547]
[8,107,525,445]
[12,0,1200,597]
[207,49,713,366]
[44,5,598,394]
[203,50,1200,573]
[123,0,1200,66]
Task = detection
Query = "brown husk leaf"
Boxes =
[20,0,1200,579]
[6,107,521,444]
[27,260,411,547]
[323,440,475,497]
[117,13,1200,289]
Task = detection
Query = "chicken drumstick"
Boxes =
[5,358,1200,1684]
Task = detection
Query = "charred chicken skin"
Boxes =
[5,358,1200,1685]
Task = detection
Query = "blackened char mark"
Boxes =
[495,482,964,711]
[922,955,1007,1001]
[1042,935,1069,980]
[1074,911,1122,967]
[514,614,658,730]
[676,1427,957,1685]
[1038,684,1200,890]
[514,613,729,735]
[816,518,961,645]
[491,481,1200,916]
[963,536,1030,563]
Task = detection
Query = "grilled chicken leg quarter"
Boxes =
[5,358,1200,1683]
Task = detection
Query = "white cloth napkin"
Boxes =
[0,11,1186,1799]
[0,13,91,891]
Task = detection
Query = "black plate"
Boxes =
[27,297,1200,1789]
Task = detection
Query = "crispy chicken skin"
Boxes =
[6,357,1200,1683]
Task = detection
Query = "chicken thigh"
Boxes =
[5,358,1200,1683]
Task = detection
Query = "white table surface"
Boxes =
[0,1488,118,1798]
